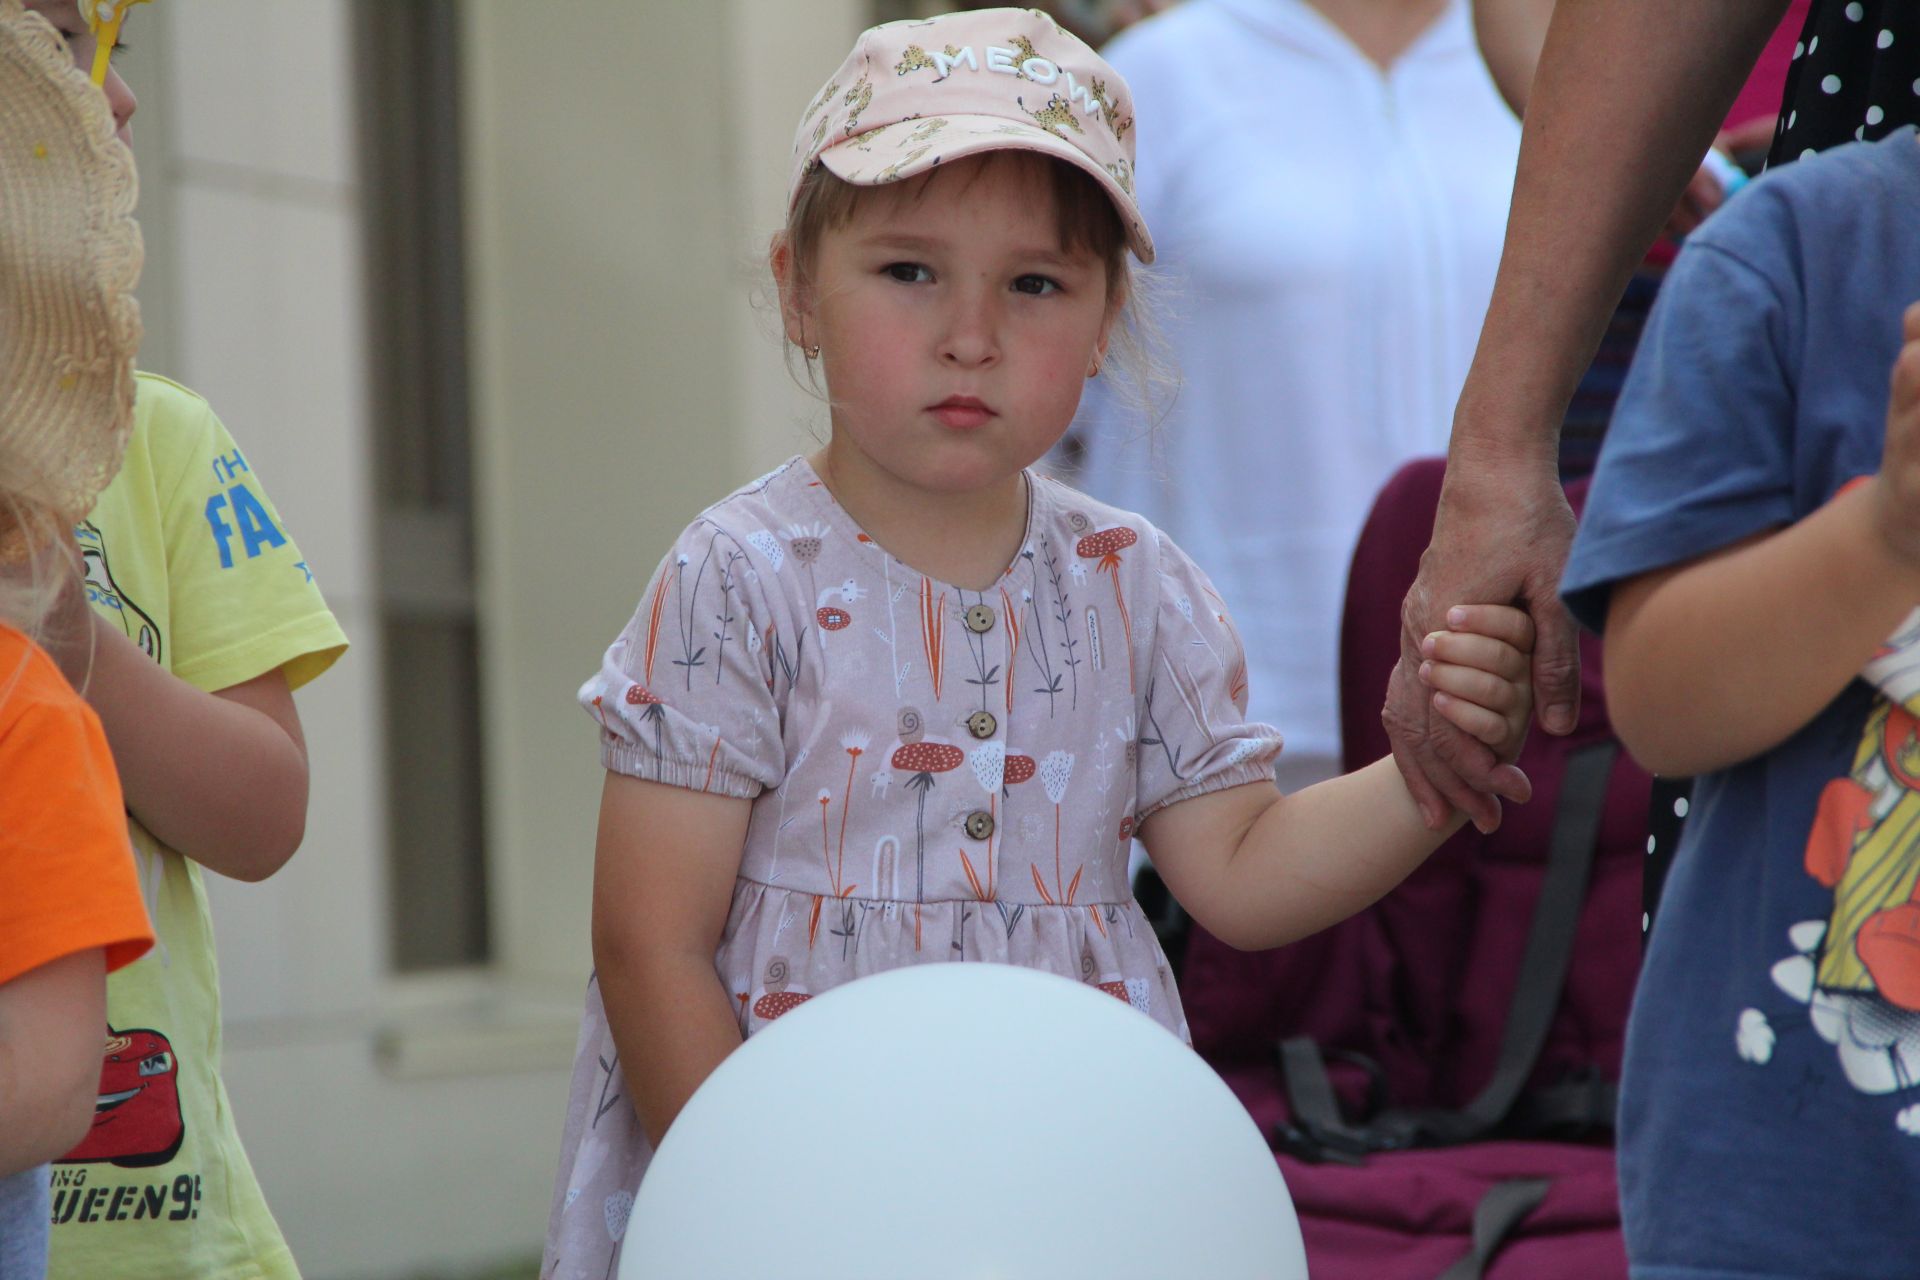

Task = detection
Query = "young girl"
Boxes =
[545,9,1536,1273]
[0,2,152,1271]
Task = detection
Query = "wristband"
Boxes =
[1699,147,1749,199]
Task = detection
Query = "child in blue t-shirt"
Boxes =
[1550,127,1920,1278]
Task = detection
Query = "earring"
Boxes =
[806,344,822,360]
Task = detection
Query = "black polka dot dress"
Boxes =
[1768,0,1920,165]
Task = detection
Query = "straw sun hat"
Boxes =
[0,0,142,561]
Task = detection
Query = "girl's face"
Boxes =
[29,0,137,146]
[785,154,1120,501]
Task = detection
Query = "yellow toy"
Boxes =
[78,0,149,86]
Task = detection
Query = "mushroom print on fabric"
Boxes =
[893,731,965,904]
[753,955,812,1023]
[1075,522,1139,691]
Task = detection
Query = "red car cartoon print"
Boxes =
[63,1026,184,1168]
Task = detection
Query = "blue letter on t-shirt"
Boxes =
[229,484,287,560]
[205,493,235,569]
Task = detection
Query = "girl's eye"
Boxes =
[1012,274,1060,297]
[884,262,932,284]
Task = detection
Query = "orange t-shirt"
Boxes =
[0,624,152,986]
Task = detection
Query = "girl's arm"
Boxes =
[80,614,310,882]
[1605,306,1920,777]
[1145,607,1534,951]
[1606,492,1920,775]
[591,772,751,1148]
[0,949,107,1177]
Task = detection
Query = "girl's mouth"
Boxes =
[930,396,994,429]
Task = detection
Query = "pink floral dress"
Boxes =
[542,457,1282,1277]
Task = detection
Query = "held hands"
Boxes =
[1417,605,1536,802]
[1870,302,1920,568]
[1386,454,1576,834]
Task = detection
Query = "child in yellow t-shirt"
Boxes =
[27,4,348,1275]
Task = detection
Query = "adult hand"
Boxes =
[1384,445,1578,832]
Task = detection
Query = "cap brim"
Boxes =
[818,114,1154,264]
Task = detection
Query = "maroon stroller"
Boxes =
[1173,459,1650,1279]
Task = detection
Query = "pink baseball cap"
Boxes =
[789,7,1154,264]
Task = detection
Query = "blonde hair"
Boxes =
[776,152,1174,430]
[0,455,88,678]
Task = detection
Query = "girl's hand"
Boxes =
[1872,301,1920,568]
[1419,604,1536,766]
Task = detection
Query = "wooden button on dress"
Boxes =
[964,810,996,840]
[967,710,997,740]
[964,604,996,634]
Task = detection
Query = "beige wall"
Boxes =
[117,1,863,1275]
[466,0,861,989]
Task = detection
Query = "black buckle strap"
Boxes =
[1436,1179,1553,1280]
[1274,742,1620,1162]
[1274,1037,1380,1164]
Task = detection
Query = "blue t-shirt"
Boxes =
[1563,128,1920,1280]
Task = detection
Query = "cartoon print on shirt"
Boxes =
[1076,524,1138,691]
[1081,938,1149,1013]
[959,740,1005,902]
[1021,536,1080,715]
[891,718,964,912]
[1746,609,1920,1136]
[814,576,866,642]
[75,520,160,663]
[61,1025,185,1168]
[751,955,812,1024]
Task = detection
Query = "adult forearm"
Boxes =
[1607,485,1920,777]
[596,952,743,1149]
[83,619,308,880]
[1457,0,1787,461]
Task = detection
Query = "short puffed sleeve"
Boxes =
[1134,529,1284,820]
[580,520,788,798]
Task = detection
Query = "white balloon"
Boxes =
[623,963,1308,1279]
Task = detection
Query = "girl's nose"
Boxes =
[103,66,137,142]
[938,286,1001,369]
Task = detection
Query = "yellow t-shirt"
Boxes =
[49,373,348,1280]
